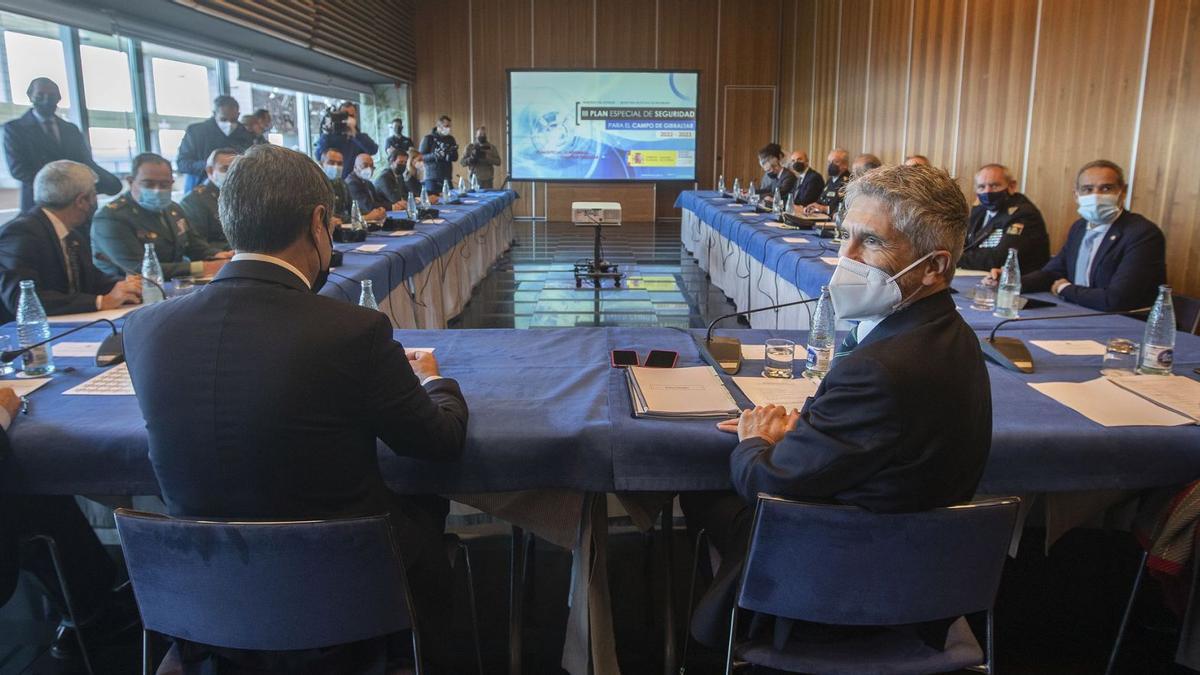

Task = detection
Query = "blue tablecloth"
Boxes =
[320,189,516,304]
[3,320,1198,498]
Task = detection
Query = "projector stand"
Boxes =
[571,202,623,288]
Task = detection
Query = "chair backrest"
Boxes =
[114,509,412,651]
[1173,294,1200,335]
[737,496,1019,626]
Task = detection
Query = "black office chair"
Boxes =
[1173,294,1200,335]
[113,509,423,675]
[717,495,1019,674]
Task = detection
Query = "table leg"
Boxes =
[659,507,678,675]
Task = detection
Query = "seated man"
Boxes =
[374,146,412,204]
[92,153,232,280]
[851,152,882,177]
[958,163,1049,271]
[0,160,141,323]
[904,154,931,167]
[787,149,824,206]
[179,147,239,251]
[1021,159,1165,311]
[122,144,469,673]
[756,143,797,201]
[683,164,991,650]
[345,153,403,220]
[802,148,850,215]
[319,148,350,223]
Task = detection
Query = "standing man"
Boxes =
[179,148,239,250]
[92,153,232,280]
[958,163,1049,271]
[460,126,501,188]
[314,101,378,179]
[385,117,413,159]
[121,144,468,672]
[787,149,824,207]
[0,160,141,323]
[419,115,458,195]
[176,95,254,194]
[3,78,121,212]
[803,148,851,216]
[1020,160,1166,311]
[253,108,273,143]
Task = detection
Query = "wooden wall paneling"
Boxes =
[721,87,777,187]
[716,0,783,87]
[778,0,800,153]
[545,184,656,222]
[412,0,472,158]
[861,0,913,163]
[1023,0,1149,248]
[1133,0,1200,298]
[831,0,871,155]
[595,0,657,68]
[532,0,594,68]
[904,0,964,170]
[952,0,1038,196]
[778,0,820,157]
[807,0,840,165]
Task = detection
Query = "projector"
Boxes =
[571,201,622,226]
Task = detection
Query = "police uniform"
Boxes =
[178,180,229,250]
[958,192,1050,272]
[91,193,221,280]
[328,177,351,220]
[816,172,849,213]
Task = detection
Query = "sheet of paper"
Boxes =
[63,363,135,396]
[0,377,51,396]
[425,218,447,224]
[387,230,417,237]
[403,347,436,355]
[1110,375,1200,422]
[462,199,479,204]
[782,236,810,244]
[1029,340,1108,356]
[47,306,138,324]
[955,268,990,277]
[765,221,789,228]
[51,342,101,358]
[1028,378,1193,427]
[820,257,840,265]
[356,244,386,252]
[739,212,759,217]
[740,344,766,360]
[733,376,818,409]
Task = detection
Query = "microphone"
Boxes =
[701,297,821,374]
[1,318,124,367]
[981,306,1152,373]
[94,252,169,299]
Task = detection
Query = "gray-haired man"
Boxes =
[682,164,992,651]
[0,160,141,323]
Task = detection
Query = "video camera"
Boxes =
[320,106,352,136]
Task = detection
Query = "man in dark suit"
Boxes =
[1021,160,1166,311]
[3,78,121,212]
[683,164,991,650]
[175,95,254,194]
[122,144,468,673]
[959,163,1050,271]
[787,149,824,206]
[346,153,404,220]
[0,160,141,324]
[756,142,797,203]
[803,148,851,216]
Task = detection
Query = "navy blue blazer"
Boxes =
[2,110,121,212]
[1023,210,1166,312]
[791,169,825,206]
[122,259,469,524]
[175,118,255,193]
[345,172,392,213]
[729,290,991,514]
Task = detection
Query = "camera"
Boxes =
[321,108,351,136]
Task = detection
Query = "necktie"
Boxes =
[65,235,84,294]
[42,118,59,145]
[1074,227,1105,286]
[830,325,860,368]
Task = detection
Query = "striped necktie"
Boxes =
[830,325,860,368]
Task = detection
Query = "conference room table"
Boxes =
[321,188,516,329]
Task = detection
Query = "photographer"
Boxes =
[418,115,457,194]
[313,101,378,179]
[460,125,501,188]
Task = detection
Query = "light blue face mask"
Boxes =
[135,188,172,212]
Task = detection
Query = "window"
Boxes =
[141,42,220,163]
[79,31,135,175]
[307,94,340,158]
[227,62,300,151]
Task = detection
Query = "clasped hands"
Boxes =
[717,404,800,444]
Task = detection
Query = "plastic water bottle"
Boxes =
[747,181,757,203]
[717,175,726,194]
[1138,285,1176,375]
[350,200,364,230]
[141,243,165,305]
[419,185,430,208]
[359,279,379,310]
[407,194,419,220]
[804,286,835,379]
[471,173,480,191]
[772,186,783,214]
[732,177,741,198]
[784,193,795,215]
[993,248,1021,319]
[457,175,466,193]
[15,280,54,376]
[441,179,451,199]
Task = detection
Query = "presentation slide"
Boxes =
[508,70,698,182]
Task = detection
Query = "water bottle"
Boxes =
[732,177,741,198]
[747,181,757,205]
[359,279,379,310]
[804,286,835,379]
[15,280,54,376]
[457,175,466,193]
[350,200,364,230]
[441,179,451,200]
[772,186,783,214]
[717,175,726,194]
[407,193,419,220]
[784,193,795,215]
[419,185,430,208]
[1138,285,1176,375]
[993,248,1021,319]
[142,243,165,305]
[470,173,480,191]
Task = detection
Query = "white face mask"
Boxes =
[216,120,235,135]
[827,251,937,321]
[1076,193,1122,225]
[211,171,227,188]
[358,167,373,180]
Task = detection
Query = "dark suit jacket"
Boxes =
[122,259,469,524]
[791,169,825,206]
[0,426,15,605]
[345,172,392,214]
[730,289,992,514]
[0,209,121,324]
[176,118,254,194]
[1023,210,1166,311]
[959,192,1050,272]
[3,111,121,212]
[758,170,797,199]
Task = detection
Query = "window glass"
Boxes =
[79,31,137,176]
[141,42,219,164]
[88,127,137,175]
[307,94,340,158]
[228,63,300,151]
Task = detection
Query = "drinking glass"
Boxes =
[1101,338,1138,377]
[172,276,196,297]
[0,336,12,376]
[763,339,795,379]
[971,280,996,311]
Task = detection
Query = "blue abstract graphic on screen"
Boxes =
[509,71,698,181]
